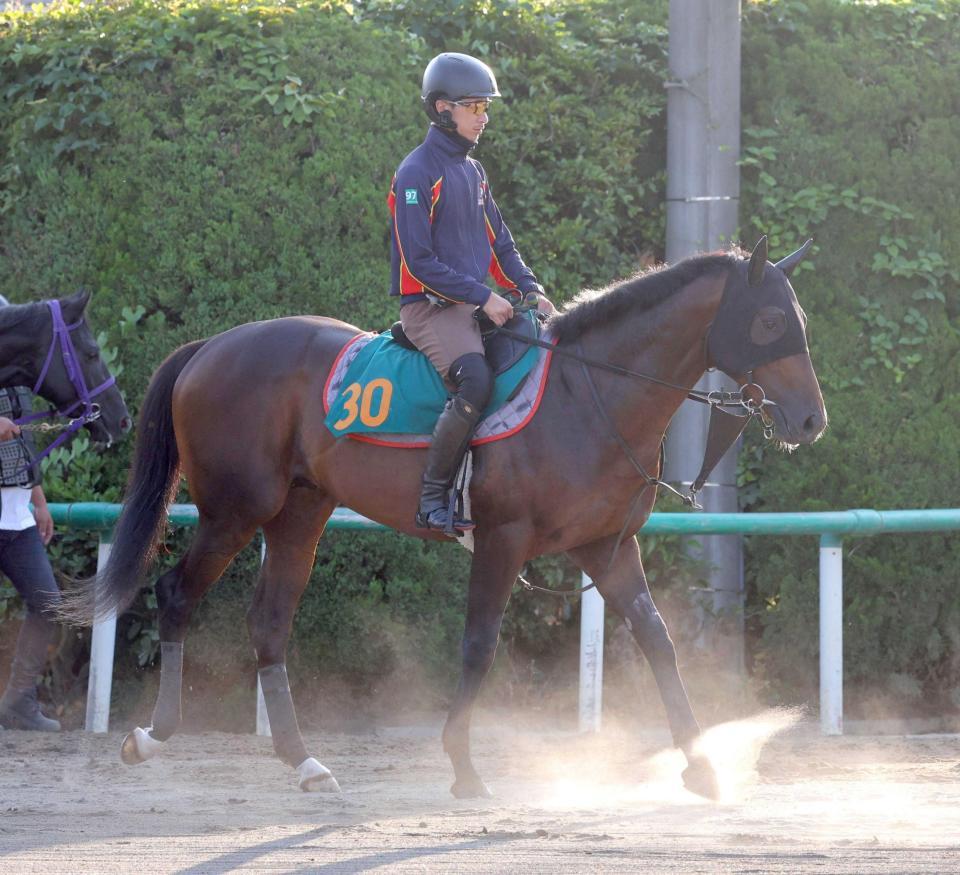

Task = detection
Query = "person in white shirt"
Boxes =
[0,474,60,731]
[0,300,61,731]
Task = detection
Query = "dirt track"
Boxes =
[1,714,958,873]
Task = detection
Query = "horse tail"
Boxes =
[59,339,208,625]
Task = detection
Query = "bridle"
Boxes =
[13,299,118,466]
[487,237,811,596]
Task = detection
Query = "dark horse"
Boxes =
[0,290,131,444]
[65,238,825,799]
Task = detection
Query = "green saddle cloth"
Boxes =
[325,319,540,438]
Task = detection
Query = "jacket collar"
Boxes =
[426,124,476,160]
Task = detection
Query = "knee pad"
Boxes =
[448,353,493,411]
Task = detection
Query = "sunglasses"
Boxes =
[450,98,492,115]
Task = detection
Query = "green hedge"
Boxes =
[739,0,960,713]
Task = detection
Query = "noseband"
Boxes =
[13,299,118,466]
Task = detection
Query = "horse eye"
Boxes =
[750,307,786,345]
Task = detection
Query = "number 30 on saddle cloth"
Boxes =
[323,312,555,448]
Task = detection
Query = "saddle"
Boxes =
[389,309,539,376]
[323,309,551,444]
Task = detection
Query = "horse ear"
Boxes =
[61,288,92,319]
[747,236,768,286]
[774,238,814,277]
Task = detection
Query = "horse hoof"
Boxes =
[682,757,721,801]
[450,777,493,799]
[297,757,341,793]
[120,726,164,765]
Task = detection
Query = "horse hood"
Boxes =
[707,245,809,376]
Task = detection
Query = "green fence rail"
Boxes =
[45,503,960,737]
[48,503,960,537]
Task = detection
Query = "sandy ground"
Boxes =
[1,713,958,874]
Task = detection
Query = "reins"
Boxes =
[486,316,773,600]
[491,322,769,415]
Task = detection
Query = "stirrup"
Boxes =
[417,459,475,536]
[415,506,476,535]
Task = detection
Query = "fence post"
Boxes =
[256,535,271,737]
[85,528,116,733]
[578,576,605,732]
[819,533,843,735]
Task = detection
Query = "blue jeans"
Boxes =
[0,526,61,617]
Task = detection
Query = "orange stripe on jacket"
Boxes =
[485,215,515,289]
[389,175,458,299]
[429,177,443,224]
[388,176,423,295]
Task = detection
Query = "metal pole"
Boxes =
[819,534,843,735]
[84,530,115,733]
[578,575,604,732]
[664,0,743,671]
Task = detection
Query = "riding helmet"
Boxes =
[421,53,500,129]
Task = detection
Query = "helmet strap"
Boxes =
[436,108,456,130]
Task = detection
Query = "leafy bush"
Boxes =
[739,0,960,712]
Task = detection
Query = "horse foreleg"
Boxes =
[442,532,525,799]
[568,536,720,800]
[247,490,339,793]
[121,519,254,766]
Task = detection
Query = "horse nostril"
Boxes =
[803,411,823,437]
[121,416,132,433]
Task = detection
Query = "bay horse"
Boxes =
[0,290,131,445]
[64,238,825,799]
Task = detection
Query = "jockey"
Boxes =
[389,52,554,534]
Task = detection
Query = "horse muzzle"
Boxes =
[766,401,827,446]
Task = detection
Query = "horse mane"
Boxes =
[547,251,740,343]
[0,300,45,333]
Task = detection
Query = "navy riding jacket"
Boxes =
[388,125,539,307]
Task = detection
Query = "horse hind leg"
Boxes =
[247,489,339,792]
[120,517,256,766]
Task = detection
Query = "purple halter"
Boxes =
[14,299,118,463]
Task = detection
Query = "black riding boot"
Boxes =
[0,611,60,732]
[416,395,483,534]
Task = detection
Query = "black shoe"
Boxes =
[0,690,61,732]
